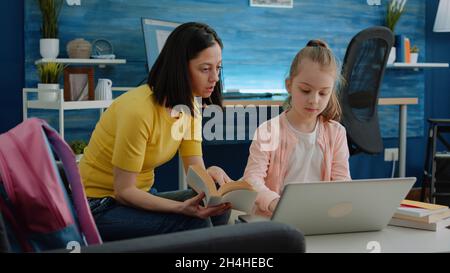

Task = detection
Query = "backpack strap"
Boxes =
[41,122,102,245]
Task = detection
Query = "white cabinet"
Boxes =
[26,58,128,139]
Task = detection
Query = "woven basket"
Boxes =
[67,38,92,59]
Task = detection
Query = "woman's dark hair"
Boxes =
[147,22,224,115]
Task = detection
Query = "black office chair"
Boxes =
[420,118,450,205]
[339,26,394,155]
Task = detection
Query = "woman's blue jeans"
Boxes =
[88,189,231,242]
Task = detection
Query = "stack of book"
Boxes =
[389,200,450,231]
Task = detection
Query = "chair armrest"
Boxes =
[50,221,305,253]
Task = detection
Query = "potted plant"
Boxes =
[386,0,407,33]
[385,0,407,64]
[69,140,88,161]
[410,45,419,63]
[38,0,63,59]
[37,62,64,101]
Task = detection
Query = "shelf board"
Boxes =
[387,62,449,69]
[378,97,418,105]
[27,100,113,110]
[34,58,126,66]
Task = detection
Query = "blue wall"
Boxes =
[426,0,450,120]
[0,0,23,133]
[1,1,448,190]
[24,0,427,141]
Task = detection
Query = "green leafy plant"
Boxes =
[385,0,407,33]
[69,140,88,155]
[38,0,63,38]
[410,45,419,53]
[37,62,65,83]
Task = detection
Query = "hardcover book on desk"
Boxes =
[390,200,450,231]
[389,217,450,231]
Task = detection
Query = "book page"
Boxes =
[187,166,257,209]
[222,189,257,213]
[396,206,448,217]
[186,165,219,206]
[218,180,254,196]
[393,209,450,223]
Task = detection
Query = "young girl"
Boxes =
[79,22,233,241]
[243,40,351,216]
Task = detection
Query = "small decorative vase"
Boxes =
[94,79,113,100]
[67,38,92,59]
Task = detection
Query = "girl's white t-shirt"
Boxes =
[282,119,323,189]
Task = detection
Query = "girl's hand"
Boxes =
[181,192,231,219]
[269,198,280,213]
[206,166,232,186]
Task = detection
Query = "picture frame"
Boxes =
[141,18,181,72]
[249,0,293,8]
[63,67,94,101]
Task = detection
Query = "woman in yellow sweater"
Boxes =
[79,22,232,241]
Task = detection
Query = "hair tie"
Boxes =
[306,40,328,49]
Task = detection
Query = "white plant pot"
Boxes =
[40,38,60,59]
[410,53,419,63]
[75,154,83,162]
[38,83,60,102]
[388,46,396,64]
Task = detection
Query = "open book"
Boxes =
[186,165,257,213]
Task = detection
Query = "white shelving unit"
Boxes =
[23,87,133,139]
[387,62,449,69]
[35,58,126,68]
[26,57,129,138]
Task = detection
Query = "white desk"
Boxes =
[305,225,450,253]
[378,98,419,177]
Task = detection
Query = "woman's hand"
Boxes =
[206,166,232,186]
[180,192,231,219]
[269,198,280,213]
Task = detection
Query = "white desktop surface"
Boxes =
[305,225,450,253]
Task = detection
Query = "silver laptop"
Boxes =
[239,177,416,235]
